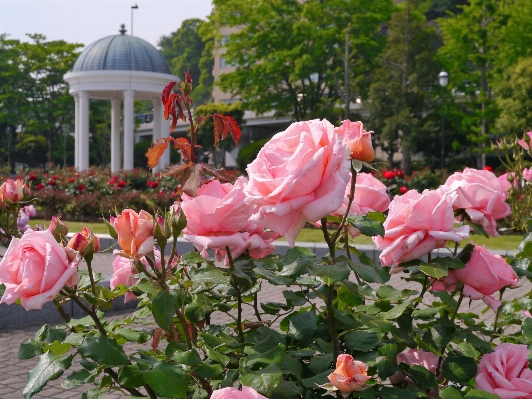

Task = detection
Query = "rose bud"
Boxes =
[328,354,371,394]
[335,120,375,162]
[170,203,187,238]
[48,216,69,242]
[67,227,100,260]
[0,178,29,204]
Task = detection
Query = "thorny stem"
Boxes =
[175,308,193,350]
[187,106,196,163]
[412,275,429,310]
[85,258,97,312]
[253,293,262,321]
[226,246,245,342]
[327,282,339,363]
[437,290,464,374]
[321,217,335,260]
[491,290,505,342]
[332,164,357,245]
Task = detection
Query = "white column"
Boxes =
[78,91,90,171]
[152,99,162,174]
[111,99,122,173]
[159,103,171,170]
[74,94,79,169]
[123,90,135,170]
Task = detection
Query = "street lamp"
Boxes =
[439,70,448,172]
[131,4,138,36]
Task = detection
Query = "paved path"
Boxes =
[1,251,530,399]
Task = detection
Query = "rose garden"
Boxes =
[0,75,531,399]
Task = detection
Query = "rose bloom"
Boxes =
[245,119,350,246]
[334,119,374,162]
[522,167,532,182]
[373,189,470,272]
[383,170,395,179]
[0,230,81,310]
[391,349,441,386]
[0,178,28,203]
[111,209,155,257]
[328,354,371,393]
[498,172,516,192]
[67,227,101,256]
[211,386,267,399]
[431,245,518,310]
[476,343,532,398]
[110,249,162,303]
[333,172,390,237]
[440,168,511,236]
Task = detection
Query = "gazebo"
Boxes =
[64,24,177,173]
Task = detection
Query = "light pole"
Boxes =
[131,4,138,36]
[439,70,448,172]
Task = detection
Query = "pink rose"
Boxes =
[333,172,390,237]
[328,354,371,393]
[181,177,253,260]
[245,119,350,246]
[0,230,81,310]
[517,131,532,151]
[334,120,375,162]
[243,223,279,260]
[391,349,441,386]
[476,343,532,398]
[67,227,100,257]
[440,168,511,236]
[110,249,162,303]
[373,189,469,272]
[523,168,532,182]
[111,209,155,257]
[431,245,518,310]
[498,173,515,192]
[0,178,28,204]
[211,386,268,399]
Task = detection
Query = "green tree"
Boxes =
[158,19,213,105]
[194,102,244,168]
[438,0,507,168]
[208,0,393,121]
[495,57,532,135]
[15,35,81,166]
[367,2,440,174]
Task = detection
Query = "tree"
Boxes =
[194,102,244,168]
[366,2,440,174]
[208,0,393,121]
[14,35,81,166]
[158,19,214,105]
[495,57,532,135]
[438,0,507,168]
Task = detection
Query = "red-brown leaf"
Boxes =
[202,164,234,182]
[175,96,186,122]
[162,81,177,104]
[146,137,173,169]
[181,163,202,197]
[173,137,193,161]
[223,115,241,148]
[160,161,193,178]
[213,114,227,146]
[164,93,176,120]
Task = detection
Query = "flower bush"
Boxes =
[0,74,531,399]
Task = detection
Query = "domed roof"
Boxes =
[72,25,171,74]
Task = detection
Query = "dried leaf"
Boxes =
[152,328,163,351]
[182,164,202,197]
[202,164,234,182]
[160,162,193,178]
[146,137,173,169]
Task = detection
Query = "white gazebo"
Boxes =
[64,24,178,173]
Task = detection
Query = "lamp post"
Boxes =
[439,70,448,172]
[131,4,138,36]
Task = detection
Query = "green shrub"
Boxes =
[236,137,270,173]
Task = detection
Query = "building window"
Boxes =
[220,35,229,46]
[220,56,236,69]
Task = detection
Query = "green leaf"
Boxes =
[78,336,128,366]
[413,306,445,319]
[375,356,399,379]
[46,328,66,343]
[409,364,438,389]
[19,340,45,360]
[195,363,223,379]
[23,352,73,399]
[432,257,466,270]
[244,345,286,367]
[254,264,293,286]
[465,221,489,238]
[380,386,424,399]
[44,341,72,356]
[204,345,231,366]
[61,369,93,388]
[0,283,5,296]
[423,324,455,351]
[279,354,302,379]
[114,327,147,343]
[185,296,214,322]
[522,317,532,342]
[348,215,385,237]
[376,286,417,302]
[276,381,302,396]
[222,369,239,387]
[464,390,500,399]
[442,356,477,383]
[439,386,465,399]
[180,252,205,265]
[456,243,476,264]
[302,370,333,388]
[240,364,283,397]
[170,349,202,366]
[282,290,307,307]
[466,333,493,354]
[309,354,333,374]
[345,330,382,352]
[308,262,350,284]
[278,246,316,277]
[348,258,390,283]
[456,342,480,358]
[383,300,412,320]
[143,363,189,398]
[189,266,230,285]
[420,262,448,279]
[287,311,318,341]
[230,260,256,291]
[134,280,159,297]
[152,290,176,332]
[118,364,145,388]
[81,389,105,399]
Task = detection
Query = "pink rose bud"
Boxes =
[67,227,100,257]
[0,178,29,204]
[476,343,532,398]
[170,203,187,237]
[211,386,268,399]
[335,120,375,162]
[111,209,155,257]
[0,230,81,310]
[48,216,69,241]
[517,131,532,151]
[328,354,371,393]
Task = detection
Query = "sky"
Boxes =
[0,0,213,49]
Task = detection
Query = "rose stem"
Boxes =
[85,257,98,311]
[332,164,357,245]
[226,246,244,342]
[491,289,505,342]
[437,289,464,374]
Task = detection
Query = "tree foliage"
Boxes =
[208,0,393,121]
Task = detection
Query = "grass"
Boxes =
[30,219,523,251]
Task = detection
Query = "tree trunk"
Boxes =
[402,142,412,175]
